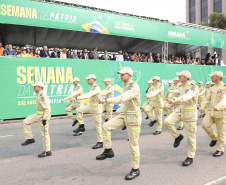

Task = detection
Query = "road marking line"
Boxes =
[0,135,13,138]
[205,176,226,185]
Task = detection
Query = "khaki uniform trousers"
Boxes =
[198,98,205,115]
[102,103,114,121]
[163,101,174,117]
[143,103,163,132]
[76,105,103,142]
[202,114,226,152]
[164,111,197,158]
[116,106,124,115]
[103,114,141,169]
[65,104,81,121]
[23,113,51,151]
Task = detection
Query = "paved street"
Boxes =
[1,112,226,185]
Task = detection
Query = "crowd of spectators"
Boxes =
[0,42,223,66]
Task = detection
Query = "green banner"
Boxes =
[0,0,225,48]
[0,56,226,120]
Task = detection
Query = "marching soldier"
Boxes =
[144,76,164,135]
[198,81,206,117]
[96,67,141,180]
[142,80,154,120]
[166,77,184,130]
[21,81,52,157]
[200,71,226,157]
[202,81,213,114]
[61,78,84,126]
[71,74,103,149]
[101,78,114,122]
[164,71,198,166]
[163,80,174,117]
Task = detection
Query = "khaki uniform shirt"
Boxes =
[164,85,174,100]
[77,83,102,113]
[63,84,84,107]
[198,86,205,98]
[174,82,199,122]
[146,83,164,107]
[36,91,51,120]
[106,80,141,125]
[202,82,226,118]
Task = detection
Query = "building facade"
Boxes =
[186,0,226,61]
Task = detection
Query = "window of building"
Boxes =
[189,0,196,23]
[201,0,208,23]
[214,0,222,13]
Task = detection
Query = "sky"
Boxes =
[56,0,186,23]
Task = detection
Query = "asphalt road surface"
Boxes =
[1,112,226,185]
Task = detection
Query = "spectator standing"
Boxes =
[60,48,67,59]
[21,49,31,57]
[90,47,99,60]
[116,50,124,61]
[137,53,142,62]
[32,49,40,58]
[124,51,131,61]
[67,50,71,59]
[102,50,109,60]
[71,50,79,59]
[0,42,4,56]
[147,52,153,63]
[51,48,60,58]
[154,53,161,63]
[40,46,50,58]
[81,49,90,59]
[112,54,116,61]
[4,44,16,56]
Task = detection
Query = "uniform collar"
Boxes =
[182,82,190,87]
[91,83,97,88]
[125,79,133,86]
[37,90,43,96]
[106,85,111,88]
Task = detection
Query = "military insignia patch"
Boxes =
[218,89,222,93]
[41,97,45,101]
[127,86,132,90]
[191,88,195,91]
[185,89,189,93]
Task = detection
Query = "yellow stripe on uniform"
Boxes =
[102,134,111,138]
[132,128,140,132]
[217,141,226,146]
[24,131,32,133]
[187,145,196,151]
[131,154,140,159]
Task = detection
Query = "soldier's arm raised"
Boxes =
[77,87,100,100]
[146,86,164,98]
[174,87,198,103]
[106,86,138,105]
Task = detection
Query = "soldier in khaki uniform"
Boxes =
[21,81,52,157]
[198,81,206,117]
[200,71,226,157]
[142,80,154,120]
[61,77,84,127]
[202,81,213,114]
[163,80,174,117]
[165,77,184,130]
[164,71,198,166]
[144,76,164,135]
[96,67,141,180]
[71,74,103,149]
[101,78,114,122]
